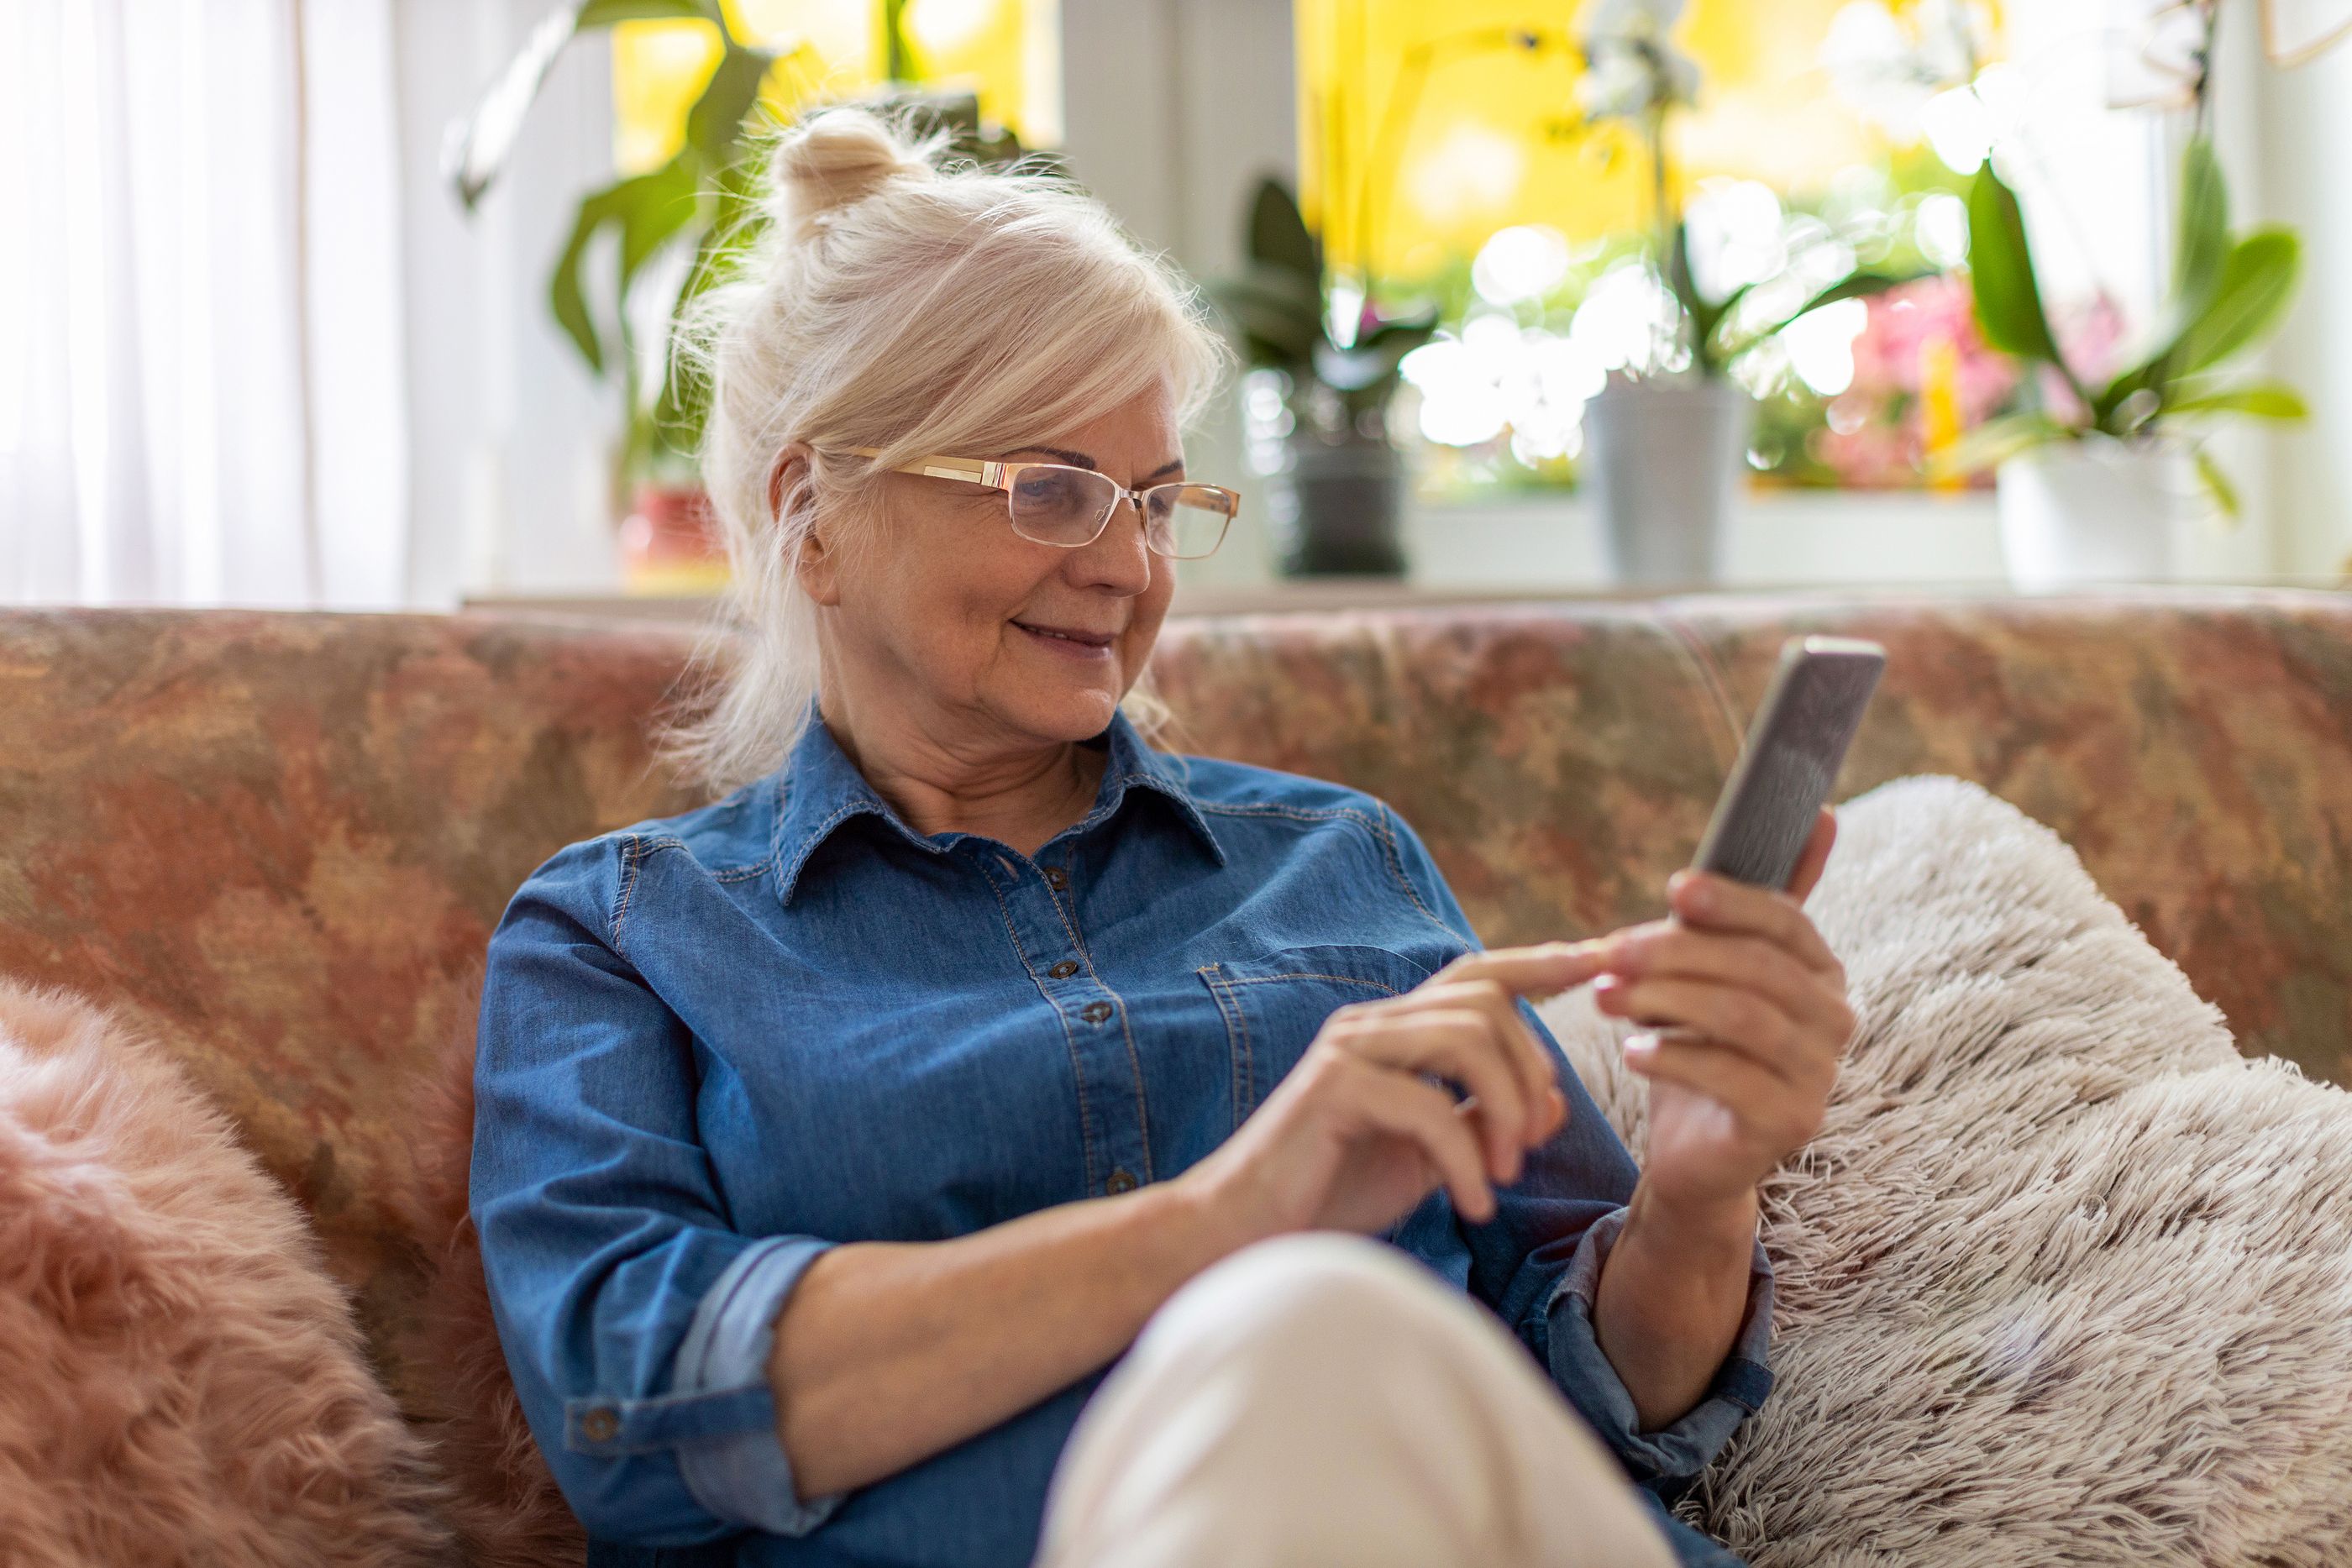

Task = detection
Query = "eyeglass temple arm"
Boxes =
[844,447,1005,486]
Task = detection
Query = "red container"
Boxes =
[618,483,731,596]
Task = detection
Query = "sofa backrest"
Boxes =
[1148,589,2352,1089]
[2,590,2346,1387]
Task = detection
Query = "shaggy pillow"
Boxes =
[1537,775,2352,1565]
[0,979,454,1568]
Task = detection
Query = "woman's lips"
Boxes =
[1013,621,1115,658]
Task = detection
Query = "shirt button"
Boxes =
[1105,1168,1137,1194]
[580,1408,619,1443]
[1049,960,1079,979]
[1081,1000,1113,1023]
[1042,865,1069,890]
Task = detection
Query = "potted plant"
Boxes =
[1210,179,1439,577]
[1571,0,1911,585]
[448,1,1026,593]
[1953,134,2304,590]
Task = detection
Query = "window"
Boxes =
[1288,0,2030,497]
[612,0,1061,178]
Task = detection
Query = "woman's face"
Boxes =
[804,378,1184,748]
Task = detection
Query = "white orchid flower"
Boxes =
[1819,0,1993,136]
[1577,0,1701,123]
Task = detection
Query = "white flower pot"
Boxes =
[1996,441,2197,593]
[1583,376,1752,588]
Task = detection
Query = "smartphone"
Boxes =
[1690,636,1886,891]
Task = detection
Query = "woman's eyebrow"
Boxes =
[1009,445,1185,482]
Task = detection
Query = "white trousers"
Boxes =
[1032,1233,1682,1568]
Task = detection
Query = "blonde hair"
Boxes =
[653,104,1231,796]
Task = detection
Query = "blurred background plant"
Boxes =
[1949,63,2305,515]
[1213,178,1440,461]
[449,0,1030,501]
[1289,0,2015,501]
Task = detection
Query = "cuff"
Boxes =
[1543,1205,1775,1487]
[661,1235,845,1535]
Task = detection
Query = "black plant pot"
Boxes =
[1267,433,1408,577]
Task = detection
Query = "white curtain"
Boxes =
[0,0,410,608]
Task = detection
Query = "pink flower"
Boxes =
[1814,274,2018,487]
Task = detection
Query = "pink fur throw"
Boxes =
[391,987,586,1568]
[0,979,454,1567]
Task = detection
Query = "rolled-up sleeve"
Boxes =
[470,836,845,1544]
[1542,1205,1775,1491]
[1374,800,1777,1497]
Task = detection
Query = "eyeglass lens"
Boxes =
[1007,467,1231,559]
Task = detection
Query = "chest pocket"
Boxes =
[1197,943,1439,1130]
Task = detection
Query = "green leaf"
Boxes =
[684,45,777,162]
[1246,178,1321,282]
[2176,228,2301,373]
[2165,380,2308,420]
[1931,412,2071,480]
[1793,270,1923,319]
[1206,272,1324,365]
[1667,220,1730,370]
[1355,302,1441,345]
[1965,161,2066,369]
[578,0,724,26]
[1314,323,1438,393]
[2091,355,2168,435]
[618,155,701,286]
[2173,135,2229,323]
[654,155,765,454]
[548,165,698,376]
[449,0,726,210]
[2194,447,2242,522]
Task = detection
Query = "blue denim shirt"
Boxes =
[471,697,1774,1568]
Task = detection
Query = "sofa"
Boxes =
[1,586,2347,1555]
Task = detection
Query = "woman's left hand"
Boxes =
[1590,807,1855,1218]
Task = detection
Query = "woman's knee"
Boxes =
[1137,1231,1474,1374]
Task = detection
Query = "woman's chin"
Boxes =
[991,672,1122,740]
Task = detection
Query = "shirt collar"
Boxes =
[769,696,1226,906]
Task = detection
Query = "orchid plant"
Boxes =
[1951,141,2303,517]
[1572,0,1915,380]
[1948,0,2307,519]
[449,1,1026,490]
[1211,178,1441,444]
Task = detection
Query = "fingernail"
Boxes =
[1622,1033,1656,1060]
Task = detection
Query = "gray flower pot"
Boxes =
[1268,432,1409,577]
[1582,376,1753,588]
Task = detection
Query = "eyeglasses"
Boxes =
[839,447,1240,560]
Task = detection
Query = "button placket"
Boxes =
[982,852,1150,1198]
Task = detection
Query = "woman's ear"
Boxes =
[769,441,842,606]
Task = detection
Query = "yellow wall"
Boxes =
[1295,0,1946,284]
[613,0,1057,176]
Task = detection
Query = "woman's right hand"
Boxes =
[1177,944,1615,1242]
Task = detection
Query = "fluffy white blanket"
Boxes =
[1537,775,2352,1565]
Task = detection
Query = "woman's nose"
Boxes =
[1072,494,1156,589]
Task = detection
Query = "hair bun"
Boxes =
[769,107,937,240]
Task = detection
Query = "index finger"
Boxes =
[1664,869,1840,975]
[1431,941,1615,1001]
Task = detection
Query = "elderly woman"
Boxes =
[473,108,1854,1568]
